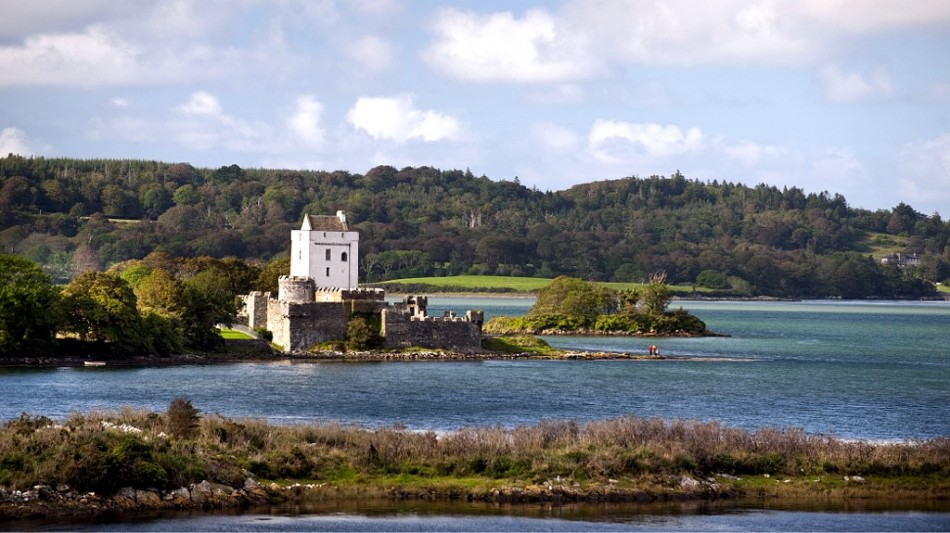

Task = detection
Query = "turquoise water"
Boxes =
[1,299,947,441]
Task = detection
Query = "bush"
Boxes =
[254,326,273,341]
[166,397,200,439]
[347,315,381,350]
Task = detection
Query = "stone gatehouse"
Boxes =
[238,212,483,353]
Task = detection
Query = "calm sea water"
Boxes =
[2,298,948,530]
[2,298,946,441]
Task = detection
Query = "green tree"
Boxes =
[696,269,728,289]
[60,271,144,353]
[256,256,290,293]
[640,272,673,316]
[166,397,200,439]
[181,270,236,349]
[530,276,617,322]
[134,268,186,316]
[0,254,60,357]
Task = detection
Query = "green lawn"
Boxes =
[219,328,253,340]
[937,283,950,294]
[378,275,711,294]
[379,275,551,292]
[860,231,908,258]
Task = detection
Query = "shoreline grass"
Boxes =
[2,408,946,510]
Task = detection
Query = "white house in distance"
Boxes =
[289,211,359,290]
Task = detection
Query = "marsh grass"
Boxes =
[1,411,947,498]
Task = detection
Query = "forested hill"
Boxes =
[1,155,947,298]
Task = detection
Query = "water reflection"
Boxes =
[9,498,949,532]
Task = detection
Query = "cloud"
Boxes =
[177,91,223,116]
[348,0,400,17]
[588,120,704,163]
[0,25,143,86]
[0,127,34,156]
[796,0,950,33]
[532,122,580,152]
[423,8,595,83]
[897,133,950,212]
[346,94,461,142]
[819,64,895,102]
[170,91,269,151]
[346,35,393,72]
[111,97,129,107]
[424,1,950,84]
[286,95,325,148]
[529,84,584,104]
[0,0,127,40]
[719,140,788,166]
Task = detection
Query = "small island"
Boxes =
[484,274,716,338]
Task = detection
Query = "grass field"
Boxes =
[860,231,909,258]
[378,275,711,294]
[219,328,253,340]
[937,283,950,294]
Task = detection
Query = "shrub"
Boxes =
[166,397,200,439]
[347,315,381,350]
[254,326,273,341]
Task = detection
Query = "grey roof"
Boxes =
[303,214,348,231]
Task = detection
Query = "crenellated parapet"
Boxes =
[278,276,316,303]
[381,295,483,352]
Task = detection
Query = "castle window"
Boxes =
[341,252,348,262]
[298,251,301,260]
[325,249,331,261]
[326,267,330,277]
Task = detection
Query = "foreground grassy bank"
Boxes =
[1,407,947,519]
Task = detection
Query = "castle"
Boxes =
[239,211,483,353]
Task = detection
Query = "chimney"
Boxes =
[336,210,347,224]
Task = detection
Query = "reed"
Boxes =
[1,410,946,499]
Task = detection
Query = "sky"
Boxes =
[1,0,949,216]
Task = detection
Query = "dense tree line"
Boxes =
[1,155,948,298]
[0,252,263,358]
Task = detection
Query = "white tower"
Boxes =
[290,211,359,290]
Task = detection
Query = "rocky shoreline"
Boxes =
[0,478,272,520]
[0,474,742,521]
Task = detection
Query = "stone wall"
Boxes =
[241,291,270,330]
[267,299,348,352]
[381,300,483,353]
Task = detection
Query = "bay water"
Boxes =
[1,297,948,530]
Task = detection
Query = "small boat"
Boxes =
[83,361,106,367]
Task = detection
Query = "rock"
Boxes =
[165,487,191,507]
[135,489,162,507]
[678,476,700,490]
[113,487,138,508]
[190,481,213,506]
[244,478,268,501]
[209,482,233,505]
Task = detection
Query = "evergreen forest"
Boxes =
[2,155,948,299]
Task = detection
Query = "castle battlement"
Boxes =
[239,214,482,353]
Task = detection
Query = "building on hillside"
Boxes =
[880,252,921,268]
[239,212,483,353]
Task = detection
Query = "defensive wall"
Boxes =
[382,296,484,353]
[237,279,482,353]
